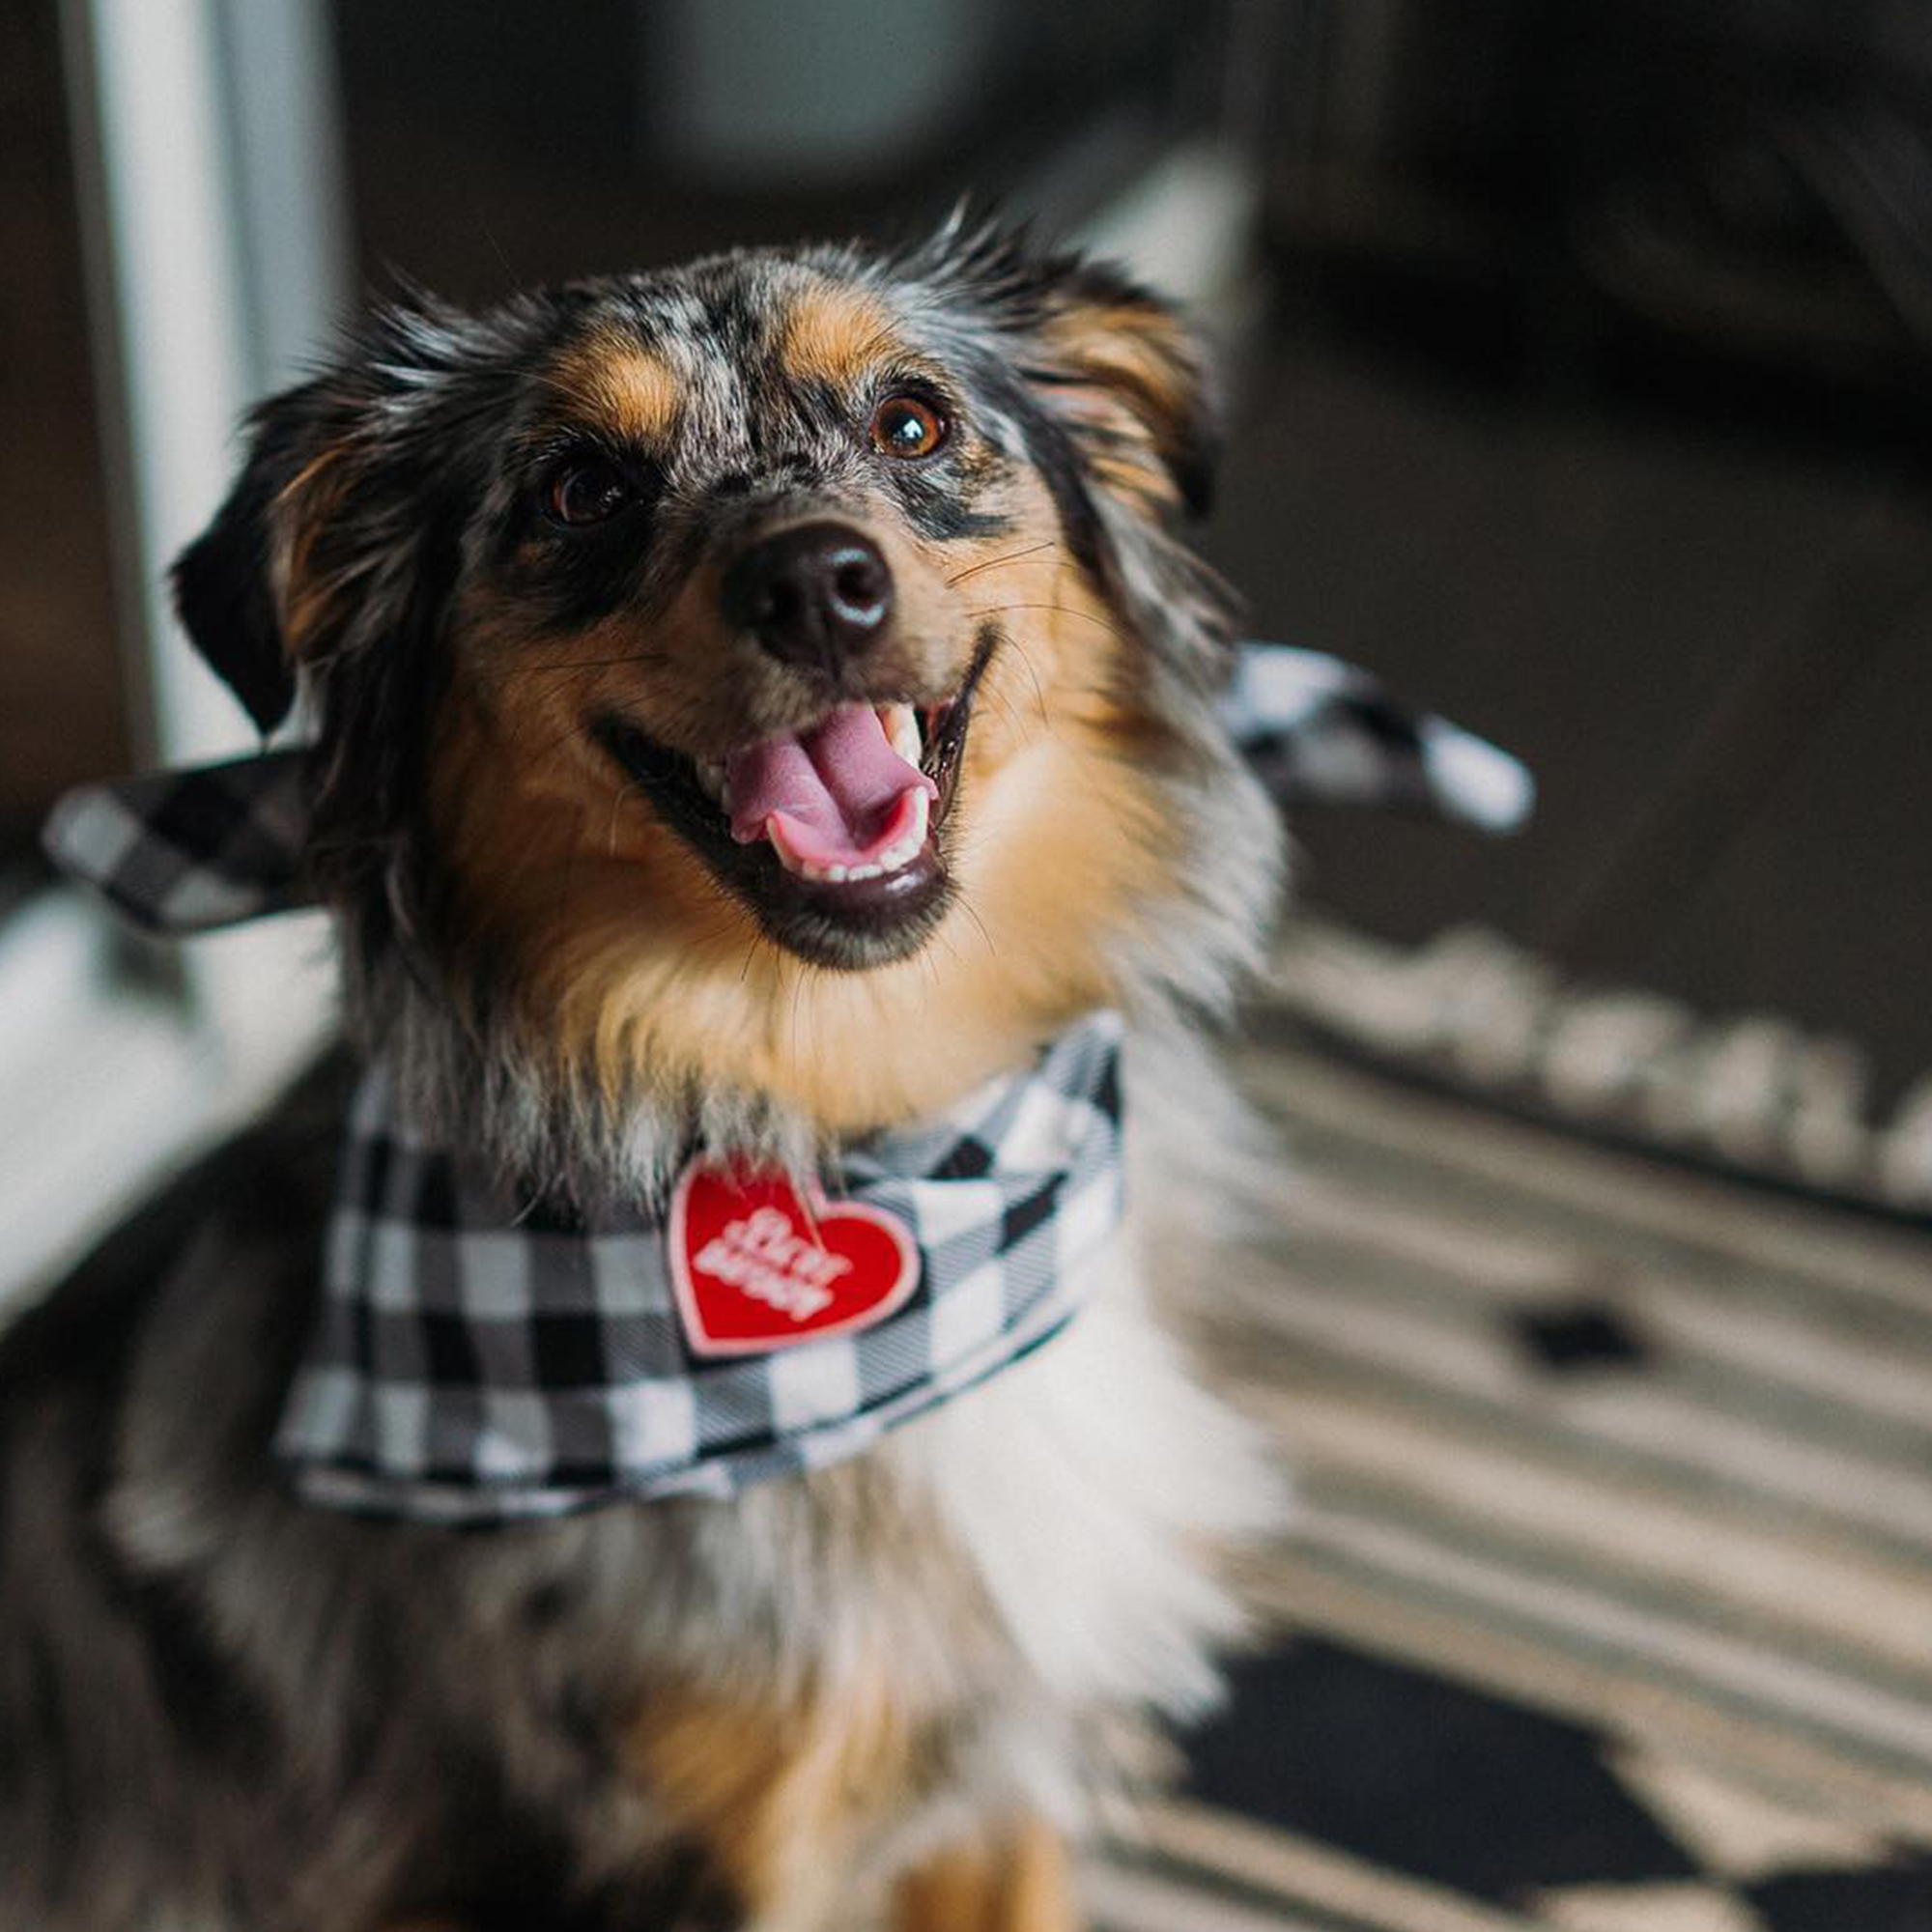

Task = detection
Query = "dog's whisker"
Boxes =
[944,540,1058,587]
[605,779,642,856]
[787,955,814,1071]
[492,649,670,679]
[926,918,969,982]
[966,601,1136,646]
[976,673,1025,736]
[523,717,596,768]
[999,635,1054,736]
[954,892,998,960]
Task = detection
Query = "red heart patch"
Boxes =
[668,1163,922,1358]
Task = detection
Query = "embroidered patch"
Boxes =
[668,1164,922,1356]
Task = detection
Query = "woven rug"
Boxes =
[1094,1023,1932,1929]
[1268,917,1932,1227]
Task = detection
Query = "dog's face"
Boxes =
[175,226,1269,1142]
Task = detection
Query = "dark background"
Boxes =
[9,0,1932,1102]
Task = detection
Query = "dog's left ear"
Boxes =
[1018,256,1220,522]
[903,218,1222,524]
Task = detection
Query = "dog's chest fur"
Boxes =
[2,1031,1273,1929]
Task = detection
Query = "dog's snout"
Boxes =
[721,522,894,670]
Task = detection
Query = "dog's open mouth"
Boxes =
[711,699,944,886]
[593,639,989,967]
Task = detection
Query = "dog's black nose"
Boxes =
[721,523,894,671]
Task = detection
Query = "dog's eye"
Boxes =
[868,395,948,460]
[545,454,635,526]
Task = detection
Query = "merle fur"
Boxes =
[0,220,1283,1931]
[167,221,1240,1195]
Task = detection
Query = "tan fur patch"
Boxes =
[545,327,682,444]
[431,464,1185,1135]
[272,439,361,657]
[632,1670,923,1927]
[892,1818,1077,1932]
[1039,301,1199,512]
[779,281,899,390]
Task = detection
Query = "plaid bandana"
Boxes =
[276,1013,1122,1520]
[41,640,1529,1520]
[1218,644,1532,833]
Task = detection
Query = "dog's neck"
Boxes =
[366,950,1113,1217]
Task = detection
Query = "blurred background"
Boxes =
[7,4,1932,1924]
[12,0,1932,1286]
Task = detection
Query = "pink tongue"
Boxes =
[726,705,937,865]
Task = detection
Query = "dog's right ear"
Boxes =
[170,395,319,735]
[171,374,392,738]
[171,295,484,738]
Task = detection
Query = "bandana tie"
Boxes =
[41,640,1530,1521]
[41,643,1533,936]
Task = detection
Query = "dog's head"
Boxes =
[174,222,1278,1167]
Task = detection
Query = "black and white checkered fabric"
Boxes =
[40,644,1532,940]
[40,746,310,932]
[1218,644,1535,832]
[276,1011,1123,1520]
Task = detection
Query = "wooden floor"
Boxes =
[1204,285,1932,1109]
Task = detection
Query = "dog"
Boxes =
[1,217,1293,1930]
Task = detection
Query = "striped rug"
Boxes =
[1090,1026,1932,1929]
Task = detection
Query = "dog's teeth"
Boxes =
[899,788,931,852]
[765,788,930,885]
[694,759,726,805]
[867,792,931,876]
[881,703,921,766]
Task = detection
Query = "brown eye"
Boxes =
[868,394,947,459]
[545,453,634,526]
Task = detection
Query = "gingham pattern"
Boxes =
[40,746,310,931]
[275,1011,1125,1520]
[39,644,1532,941]
[1217,643,1535,833]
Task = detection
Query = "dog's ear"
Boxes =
[168,296,492,973]
[914,217,1220,522]
[170,295,480,735]
[1018,256,1220,522]
[171,396,315,734]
